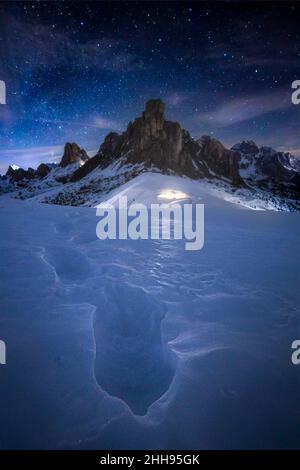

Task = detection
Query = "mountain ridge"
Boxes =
[1,99,299,210]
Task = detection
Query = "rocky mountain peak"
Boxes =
[36,163,51,179]
[144,98,165,114]
[139,98,166,140]
[71,99,243,184]
[126,99,182,163]
[197,135,242,185]
[73,99,184,178]
[144,98,165,118]
[6,165,35,182]
[231,140,259,155]
[198,135,226,152]
[60,142,89,167]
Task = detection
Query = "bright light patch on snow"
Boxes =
[157,189,190,200]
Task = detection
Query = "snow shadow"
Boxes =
[93,284,175,415]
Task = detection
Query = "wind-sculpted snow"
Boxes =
[0,174,299,449]
[93,284,175,415]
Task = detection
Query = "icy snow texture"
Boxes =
[0,173,299,449]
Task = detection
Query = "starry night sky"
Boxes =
[0,1,299,172]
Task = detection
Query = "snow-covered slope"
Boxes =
[2,162,299,212]
[0,161,82,198]
[2,99,299,211]
[0,173,299,449]
[93,172,299,212]
[232,141,300,201]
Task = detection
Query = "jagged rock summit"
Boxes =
[232,140,300,199]
[71,99,242,185]
[60,142,89,167]
[197,135,242,185]
[3,141,89,184]
[6,165,35,182]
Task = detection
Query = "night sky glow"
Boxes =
[0,1,299,173]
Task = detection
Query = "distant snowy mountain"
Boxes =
[1,100,299,211]
[232,140,300,200]
[0,142,88,197]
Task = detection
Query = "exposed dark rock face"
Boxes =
[59,142,89,167]
[71,99,242,185]
[6,163,51,182]
[6,166,35,182]
[232,141,300,200]
[70,153,103,182]
[232,140,259,156]
[36,163,51,179]
[103,98,204,175]
[197,136,242,185]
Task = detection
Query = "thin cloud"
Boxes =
[166,92,193,108]
[0,145,64,169]
[196,90,291,127]
[92,115,120,131]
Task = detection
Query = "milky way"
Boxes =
[0,1,299,172]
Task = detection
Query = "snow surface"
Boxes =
[0,173,299,449]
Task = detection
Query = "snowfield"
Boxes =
[0,173,299,449]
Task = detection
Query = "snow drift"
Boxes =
[0,173,299,449]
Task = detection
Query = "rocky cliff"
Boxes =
[71,99,242,185]
[60,142,89,167]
